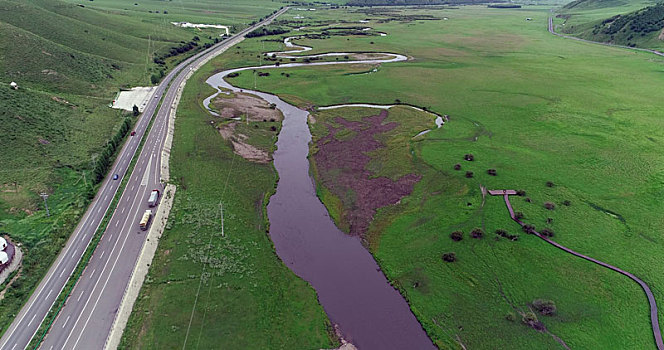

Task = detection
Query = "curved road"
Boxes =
[489,189,663,350]
[0,8,288,350]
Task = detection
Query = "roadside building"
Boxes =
[10,82,18,90]
[0,237,7,250]
[0,251,8,265]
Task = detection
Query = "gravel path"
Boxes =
[488,189,664,350]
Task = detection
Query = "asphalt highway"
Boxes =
[0,8,287,350]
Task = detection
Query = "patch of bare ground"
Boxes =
[314,110,421,236]
[218,123,271,163]
[211,91,282,121]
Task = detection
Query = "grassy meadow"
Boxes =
[0,0,282,337]
[225,5,664,349]
[119,38,336,349]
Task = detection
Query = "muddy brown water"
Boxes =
[205,57,435,349]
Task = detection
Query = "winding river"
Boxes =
[205,37,436,349]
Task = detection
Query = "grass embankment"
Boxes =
[0,0,281,336]
[229,5,664,349]
[120,46,336,349]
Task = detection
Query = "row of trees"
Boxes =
[246,26,289,38]
[92,117,132,183]
[593,3,664,36]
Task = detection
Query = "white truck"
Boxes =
[139,210,153,231]
[148,189,160,207]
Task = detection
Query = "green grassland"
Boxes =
[227,5,664,349]
[0,0,283,337]
[120,38,336,349]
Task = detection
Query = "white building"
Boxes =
[0,251,8,265]
[10,82,18,90]
[0,237,7,250]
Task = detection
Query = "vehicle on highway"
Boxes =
[147,189,160,207]
[112,174,119,180]
[139,210,153,231]
[131,131,136,136]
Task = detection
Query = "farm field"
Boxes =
[0,0,281,337]
[226,5,664,349]
[119,40,336,349]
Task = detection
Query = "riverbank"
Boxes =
[119,41,336,349]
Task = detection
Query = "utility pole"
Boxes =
[40,192,50,217]
[219,202,225,237]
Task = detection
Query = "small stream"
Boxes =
[204,39,435,349]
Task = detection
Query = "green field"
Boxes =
[224,5,664,348]
[119,38,336,349]
[0,0,282,337]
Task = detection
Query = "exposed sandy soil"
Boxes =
[218,122,271,163]
[314,110,421,235]
[211,91,282,121]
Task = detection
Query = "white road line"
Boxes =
[10,343,17,350]
[97,207,102,213]
[45,289,53,300]
[26,315,36,327]
[115,221,119,227]
[77,291,84,302]
[59,269,66,278]
[121,207,125,214]
[62,185,149,349]
[89,269,95,279]
[62,315,71,329]
[100,250,105,259]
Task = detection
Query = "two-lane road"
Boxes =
[0,8,288,350]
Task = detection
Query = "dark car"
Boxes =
[113,174,119,180]
[131,131,136,136]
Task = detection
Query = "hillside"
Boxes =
[563,0,631,10]
[0,0,281,336]
[560,2,664,49]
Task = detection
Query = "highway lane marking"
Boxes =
[97,207,102,213]
[10,342,17,350]
[115,221,119,227]
[13,17,280,349]
[27,315,36,327]
[62,184,150,349]
[62,315,70,329]
[122,206,125,214]
[45,289,53,300]
[77,291,84,302]
[100,250,105,259]
[90,269,95,279]
[59,269,66,278]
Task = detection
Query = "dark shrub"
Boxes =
[505,312,516,322]
[546,217,553,224]
[532,299,556,315]
[450,231,463,241]
[563,200,571,206]
[516,190,526,196]
[546,181,555,187]
[544,202,555,210]
[525,197,531,203]
[540,228,554,237]
[522,224,536,234]
[442,252,457,262]
[454,163,461,170]
[464,154,474,161]
[465,171,474,178]
[487,168,497,176]
[471,228,484,239]
[514,212,524,220]
[270,126,277,131]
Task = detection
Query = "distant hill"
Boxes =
[563,0,630,10]
[347,0,507,5]
[560,2,664,49]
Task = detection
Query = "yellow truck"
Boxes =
[139,210,153,231]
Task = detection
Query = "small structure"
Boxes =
[526,18,533,21]
[0,251,8,265]
[9,82,18,90]
[0,237,7,250]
